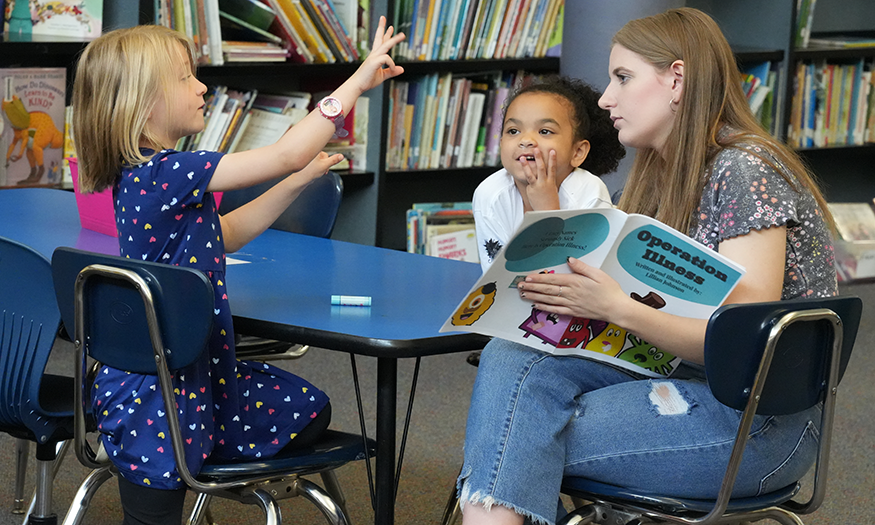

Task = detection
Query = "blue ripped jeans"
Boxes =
[458,339,820,525]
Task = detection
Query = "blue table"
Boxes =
[0,187,488,525]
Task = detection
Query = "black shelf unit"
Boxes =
[690,0,875,205]
[0,39,90,104]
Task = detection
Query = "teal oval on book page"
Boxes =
[504,214,610,272]
[615,225,742,306]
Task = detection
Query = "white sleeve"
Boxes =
[576,174,614,209]
[473,178,508,274]
[474,206,505,273]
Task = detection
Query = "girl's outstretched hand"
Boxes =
[522,147,560,210]
[298,151,345,183]
[350,16,405,94]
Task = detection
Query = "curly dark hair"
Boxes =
[503,75,626,176]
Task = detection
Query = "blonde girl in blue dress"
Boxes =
[72,21,404,525]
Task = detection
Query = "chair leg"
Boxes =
[250,489,283,525]
[60,467,113,525]
[737,508,805,525]
[13,439,30,514]
[556,507,597,525]
[186,493,213,525]
[319,470,351,521]
[23,441,70,524]
[24,440,72,525]
[294,477,349,525]
[440,481,462,525]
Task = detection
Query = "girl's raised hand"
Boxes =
[522,148,560,210]
[350,16,406,95]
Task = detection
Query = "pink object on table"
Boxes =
[69,158,222,237]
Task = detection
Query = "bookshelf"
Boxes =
[373,0,565,249]
[688,0,875,206]
[1,0,559,248]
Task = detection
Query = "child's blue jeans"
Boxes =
[457,338,820,525]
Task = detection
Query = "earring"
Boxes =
[669,98,678,113]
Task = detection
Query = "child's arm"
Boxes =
[207,16,405,193]
[220,152,344,253]
[520,147,560,211]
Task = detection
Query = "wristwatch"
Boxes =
[317,96,348,138]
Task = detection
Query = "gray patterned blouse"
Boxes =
[689,143,838,299]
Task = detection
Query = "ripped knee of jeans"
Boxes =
[648,381,692,415]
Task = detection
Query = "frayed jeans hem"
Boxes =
[458,478,555,525]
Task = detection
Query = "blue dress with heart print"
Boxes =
[93,148,329,490]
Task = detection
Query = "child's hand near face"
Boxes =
[521,147,561,210]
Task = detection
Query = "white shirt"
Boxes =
[473,167,613,272]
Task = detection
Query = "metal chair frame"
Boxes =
[53,249,372,525]
[440,297,862,525]
[557,298,861,525]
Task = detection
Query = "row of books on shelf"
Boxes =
[830,201,875,282]
[387,62,782,174]
[794,0,817,49]
[392,0,563,62]
[177,84,369,170]
[154,0,365,66]
[406,202,479,263]
[2,0,103,40]
[0,67,370,191]
[741,61,781,137]
[787,58,875,148]
[385,70,541,171]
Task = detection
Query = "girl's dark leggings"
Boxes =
[117,402,332,525]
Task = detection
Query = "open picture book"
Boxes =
[440,207,746,378]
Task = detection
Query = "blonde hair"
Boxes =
[72,25,196,193]
[614,8,833,233]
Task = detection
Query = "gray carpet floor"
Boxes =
[0,283,872,524]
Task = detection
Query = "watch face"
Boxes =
[320,97,342,118]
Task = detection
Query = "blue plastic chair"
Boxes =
[0,236,75,525]
[219,171,344,361]
[558,296,863,525]
[51,247,374,525]
[218,170,344,239]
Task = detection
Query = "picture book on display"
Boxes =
[1,68,66,188]
[4,0,103,40]
[440,208,746,378]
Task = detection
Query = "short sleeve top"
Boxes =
[689,143,837,299]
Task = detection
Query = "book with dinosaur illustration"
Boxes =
[0,68,66,187]
[440,207,746,378]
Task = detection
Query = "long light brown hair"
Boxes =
[72,25,196,193]
[614,8,833,233]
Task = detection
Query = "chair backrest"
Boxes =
[0,236,70,442]
[705,296,862,415]
[218,171,344,238]
[51,247,215,374]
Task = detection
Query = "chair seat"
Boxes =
[561,477,800,515]
[198,430,375,481]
